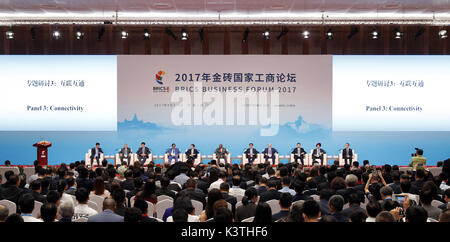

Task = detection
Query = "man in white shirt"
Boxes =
[19,193,42,222]
[209,171,227,191]
[278,176,296,196]
[72,188,98,220]
[229,176,245,198]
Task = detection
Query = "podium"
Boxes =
[33,141,52,166]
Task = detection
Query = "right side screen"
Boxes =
[332,55,450,131]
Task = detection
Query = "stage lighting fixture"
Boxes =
[371,30,379,39]
[347,26,359,40]
[53,30,61,40]
[143,29,150,39]
[302,30,310,39]
[263,29,270,39]
[326,28,333,39]
[394,29,403,39]
[30,27,36,40]
[414,28,424,40]
[97,27,105,41]
[199,28,204,42]
[439,29,447,39]
[276,27,288,40]
[75,29,84,40]
[5,29,14,39]
[181,29,188,40]
[242,28,249,43]
[165,28,177,40]
[121,30,128,39]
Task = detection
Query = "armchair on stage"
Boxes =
[242,153,279,165]
[134,153,153,166]
[309,149,328,166]
[338,151,358,166]
[181,150,202,166]
[212,153,231,165]
[289,154,312,166]
[85,150,104,166]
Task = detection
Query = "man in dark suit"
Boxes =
[29,180,46,204]
[411,169,426,194]
[272,193,292,222]
[443,158,450,176]
[119,144,132,166]
[185,144,199,164]
[136,142,151,165]
[156,176,176,199]
[259,180,281,202]
[1,175,25,206]
[328,195,349,222]
[336,174,365,203]
[262,144,278,165]
[178,179,206,207]
[341,193,366,218]
[220,182,237,214]
[312,143,326,165]
[291,143,306,165]
[244,143,259,164]
[341,143,353,165]
[90,142,103,167]
[120,169,135,191]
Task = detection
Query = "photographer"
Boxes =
[409,148,426,170]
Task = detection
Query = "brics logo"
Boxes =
[155,70,165,85]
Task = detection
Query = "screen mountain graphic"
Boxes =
[118,114,162,130]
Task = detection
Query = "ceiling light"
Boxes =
[143,29,150,39]
[371,30,378,39]
[52,30,61,39]
[121,30,128,39]
[181,29,188,40]
[75,29,84,40]
[302,30,310,39]
[263,29,270,39]
[326,28,333,39]
[5,29,14,39]
[439,29,447,39]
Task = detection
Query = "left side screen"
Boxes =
[0,55,117,131]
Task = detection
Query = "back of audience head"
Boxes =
[375,211,396,222]
[242,187,258,205]
[405,205,428,222]
[41,203,57,222]
[253,202,272,222]
[328,195,344,213]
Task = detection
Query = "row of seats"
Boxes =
[84,149,359,166]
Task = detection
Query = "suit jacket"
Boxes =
[222,192,237,213]
[90,147,103,159]
[119,147,132,157]
[215,148,229,159]
[336,187,365,204]
[272,210,290,222]
[235,203,257,222]
[262,148,278,156]
[120,178,135,191]
[443,159,450,176]
[87,209,124,222]
[312,148,326,159]
[1,185,25,207]
[166,148,181,161]
[319,199,330,215]
[259,189,281,203]
[185,149,199,159]
[137,147,150,157]
[341,204,366,218]
[31,191,47,204]
[342,148,353,159]
[244,148,259,158]
[156,188,176,199]
[179,188,206,207]
[291,147,306,156]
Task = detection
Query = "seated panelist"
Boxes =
[90,142,103,167]
[244,143,259,164]
[291,143,306,165]
[119,144,132,166]
[341,143,353,166]
[215,144,229,162]
[136,142,151,165]
[262,144,278,164]
[185,144,199,164]
[166,143,181,163]
[312,143,326,166]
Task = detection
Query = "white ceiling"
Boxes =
[0,0,449,14]
[0,0,449,22]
